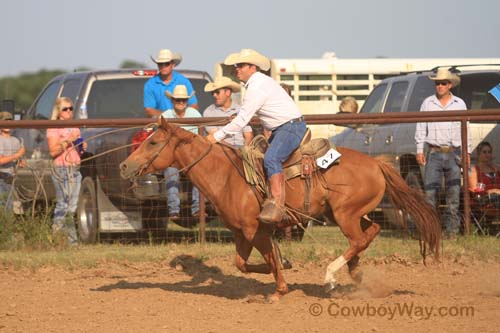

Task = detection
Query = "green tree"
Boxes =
[120,60,146,69]
[0,69,66,112]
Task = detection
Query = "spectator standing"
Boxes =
[207,49,307,224]
[0,111,25,211]
[161,85,203,220]
[415,68,471,238]
[203,76,253,147]
[47,97,86,245]
[144,49,198,117]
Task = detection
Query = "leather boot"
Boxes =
[259,173,286,224]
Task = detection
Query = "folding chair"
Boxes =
[470,192,500,237]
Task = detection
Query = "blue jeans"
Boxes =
[264,121,307,177]
[51,166,82,245]
[0,177,13,211]
[424,150,461,234]
[164,167,199,215]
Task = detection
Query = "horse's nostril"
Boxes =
[120,162,127,171]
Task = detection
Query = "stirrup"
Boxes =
[259,199,285,224]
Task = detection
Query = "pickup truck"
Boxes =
[14,69,213,242]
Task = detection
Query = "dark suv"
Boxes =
[331,65,500,187]
[14,69,212,242]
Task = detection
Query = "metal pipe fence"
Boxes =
[3,108,499,243]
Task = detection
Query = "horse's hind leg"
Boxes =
[324,213,381,291]
[348,221,381,283]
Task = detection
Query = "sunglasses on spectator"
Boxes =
[173,99,188,103]
[61,106,74,112]
[235,63,251,69]
[435,81,450,86]
[158,61,172,67]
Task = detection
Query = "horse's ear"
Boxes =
[160,116,168,129]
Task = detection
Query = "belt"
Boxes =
[272,116,305,132]
[288,116,304,124]
[428,144,459,153]
[277,116,304,127]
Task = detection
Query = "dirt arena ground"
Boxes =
[1,255,499,332]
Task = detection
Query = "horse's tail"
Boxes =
[377,160,441,259]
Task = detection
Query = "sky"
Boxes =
[2,0,499,78]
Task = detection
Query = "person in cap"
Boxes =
[161,85,203,220]
[207,49,307,225]
[203,76,253,147]
[0,111,25,211]
[415,68,470,239]
[144,49,198,117]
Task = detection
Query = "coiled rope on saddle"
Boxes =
[241,135,269,198]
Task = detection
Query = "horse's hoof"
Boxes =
[282,258,293,270]
[324,282,336,293]
[266,293,282,304]
[351,271,363,284]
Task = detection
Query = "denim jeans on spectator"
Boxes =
[424,150,461,234]
[0,178,13,211]
[264,121,307,177]
[164,167,200,215]
[51,166,81,245]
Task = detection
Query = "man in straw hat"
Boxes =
[203,76,253,147]
[415,68,471,239]
[207,49,307,225]
[0,111,25,211]
[161,85,203,220]
[144,49,198,118]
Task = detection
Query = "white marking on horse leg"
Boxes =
[324,255,347,285]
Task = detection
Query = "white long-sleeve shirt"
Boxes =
[415,93,471,153]
[214,72,302,142]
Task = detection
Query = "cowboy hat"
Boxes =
[429,68,461,87]
[224,49,271,71]
[150,49,182,66]
[165,85,194,99]
[0,111,13,121]
[204,76,241,93]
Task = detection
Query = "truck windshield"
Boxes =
[86,77,212,119]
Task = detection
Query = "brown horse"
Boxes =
[120,118,441,298]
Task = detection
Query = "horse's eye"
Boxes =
[149,140,158,146]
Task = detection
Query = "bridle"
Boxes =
[136,124,212,177]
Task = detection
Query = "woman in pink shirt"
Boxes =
[47,97,85,246]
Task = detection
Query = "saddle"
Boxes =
[241,128,339,210]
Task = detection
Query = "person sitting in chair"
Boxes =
[469,141,500,208]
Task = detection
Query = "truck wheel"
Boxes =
[77,177,98,244]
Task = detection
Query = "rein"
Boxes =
[177,137,213,175]
[138,126,212,178]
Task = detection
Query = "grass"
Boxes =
[1,224,499,270]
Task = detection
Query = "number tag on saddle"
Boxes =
[316,148,341,169]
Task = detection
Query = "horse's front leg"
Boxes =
[249,227,289,299]
[234,231,271,274]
